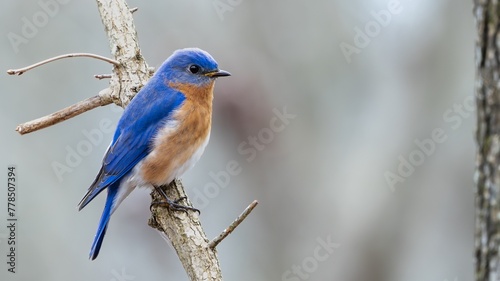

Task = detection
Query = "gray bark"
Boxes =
[474,1,500,280]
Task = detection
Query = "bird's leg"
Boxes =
[150,185,200,214]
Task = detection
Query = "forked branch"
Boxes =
[7,53,119,135]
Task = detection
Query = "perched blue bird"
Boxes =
[78,48,230,260]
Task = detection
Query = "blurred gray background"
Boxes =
[0,0,474,281]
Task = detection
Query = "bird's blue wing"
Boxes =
[78,80,185,210]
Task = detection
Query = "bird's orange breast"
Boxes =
[140,81,215,186]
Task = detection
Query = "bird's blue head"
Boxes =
[159,48,230,85]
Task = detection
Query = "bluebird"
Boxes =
[77,48,230,260]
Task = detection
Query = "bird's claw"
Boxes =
[151,187,200,214]
[150,198,200,214]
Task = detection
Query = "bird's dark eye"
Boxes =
[189,64,201,74]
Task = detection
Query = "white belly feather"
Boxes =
[110,129,210,215]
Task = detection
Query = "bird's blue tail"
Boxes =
[89,184,118,260]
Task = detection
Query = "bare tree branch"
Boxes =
[209,200,258,249]
[7,53,119,76]
[148,180,223,280]
[9,0,152,134]
[95,0,152,107]
[16,89,113,135]
[94,74,112,79]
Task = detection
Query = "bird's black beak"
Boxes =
[205,69,231,77]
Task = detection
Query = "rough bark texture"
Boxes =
[95,0,152,107]
[474,1,500,280]
[148,180,223,280]
[95,1,223,280]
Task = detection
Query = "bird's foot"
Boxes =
[151,186,200,214]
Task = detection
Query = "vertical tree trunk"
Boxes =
[474,1,500,280]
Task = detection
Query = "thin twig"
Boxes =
[94,74,112,79]
[16,91,112,135]
[7,53,120,76]
[130,7,138,13]
[208,200,259,249]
